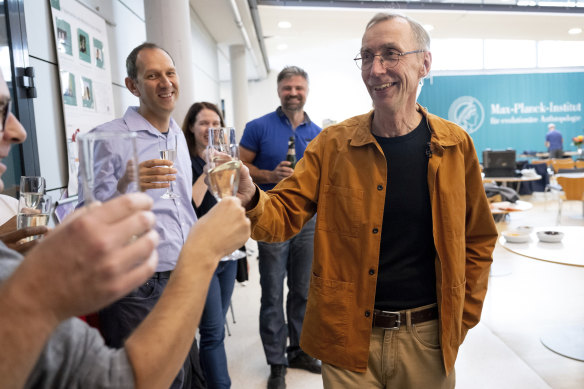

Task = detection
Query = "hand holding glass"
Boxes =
[159,134,180,199]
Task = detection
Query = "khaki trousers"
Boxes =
[322,304,455,389]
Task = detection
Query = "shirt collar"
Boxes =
[276,106,311,126]
[349,104,463,148]
[123,106,180,136]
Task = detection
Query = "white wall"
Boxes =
[190,7,221,109]
[239,37,372,131]
[107,0,145,118]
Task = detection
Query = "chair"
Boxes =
[531,159,550,166]
[551,159,575,173]
[555,175,584,224]
[576,160,584,169]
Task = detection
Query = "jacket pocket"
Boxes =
[302,272,354,349]
[317,184,363,237]
[449,279,466,347]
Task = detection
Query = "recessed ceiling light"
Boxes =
[277,43,288,51]
[278,21,292,29]
[423,24,434,32]
[568,27,582,35]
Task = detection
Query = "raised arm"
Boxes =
[0,193,158,389]
[125,197,250,389]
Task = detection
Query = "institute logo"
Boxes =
[448,96,485,134]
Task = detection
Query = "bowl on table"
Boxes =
[537,230,564,243]
[502,230,531,243]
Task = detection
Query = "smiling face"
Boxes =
[361,17,431,115]
[192,108,221,151]
[126,47,179,124]
[0,70,27,192]
[277,75,308,113]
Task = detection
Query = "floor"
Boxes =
[224,192,584,388]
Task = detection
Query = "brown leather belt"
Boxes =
[372,306,438,329]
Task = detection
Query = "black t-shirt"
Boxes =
[191,155,217,218]
[373,118,437,311]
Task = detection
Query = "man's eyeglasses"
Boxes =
[354,49,425,70]
[0,100,11,132]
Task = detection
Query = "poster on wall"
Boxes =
[50,0,115,196]
[418,71,584,161]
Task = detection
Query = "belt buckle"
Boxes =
[380,310,401,330]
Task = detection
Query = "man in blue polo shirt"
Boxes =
[240,66,321,389]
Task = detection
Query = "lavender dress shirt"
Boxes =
[77,107,197,271]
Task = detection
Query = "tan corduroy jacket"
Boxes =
[246,105,498,374]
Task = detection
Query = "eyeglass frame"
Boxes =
[0,100,11,133]
[354,49,426,70]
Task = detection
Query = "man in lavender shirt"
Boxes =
[78,42,203,388]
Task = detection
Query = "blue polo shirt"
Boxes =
[240,107,322,191]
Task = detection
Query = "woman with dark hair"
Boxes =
[182,102,237,389]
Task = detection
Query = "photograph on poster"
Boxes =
[50,0,61,10]
[61,71,76,106]
[94,38,104,69]
[77,28,91,63]
[81,77,94,109]
[56,18,72,55]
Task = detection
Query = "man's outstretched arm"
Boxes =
[125,197,250,389]
[0,193,158,389]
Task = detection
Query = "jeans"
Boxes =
[99,272,206,388]
[258,216,316,366]
[199,260,238,389]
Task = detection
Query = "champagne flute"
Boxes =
[206,127,241,201]
[206,127,246,260]
[159,134,180,199]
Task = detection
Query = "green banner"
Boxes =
[418,71,584,160]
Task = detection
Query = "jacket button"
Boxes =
[377,185,383,191]
[372,228,378,234]
[369,268,375,275]
[365,310,371,317]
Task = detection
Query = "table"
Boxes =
[489,200,533,215]
[519,151,581,159]
[500,226,584,361]
[483,174,542,193]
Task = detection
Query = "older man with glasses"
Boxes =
[236,12,497,388]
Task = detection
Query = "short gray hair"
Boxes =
[277,66,309,84]
[365,13,431,51]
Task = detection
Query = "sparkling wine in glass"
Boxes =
[206,127,245,260]
[206,127,241,201]
[159,133,180,199]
